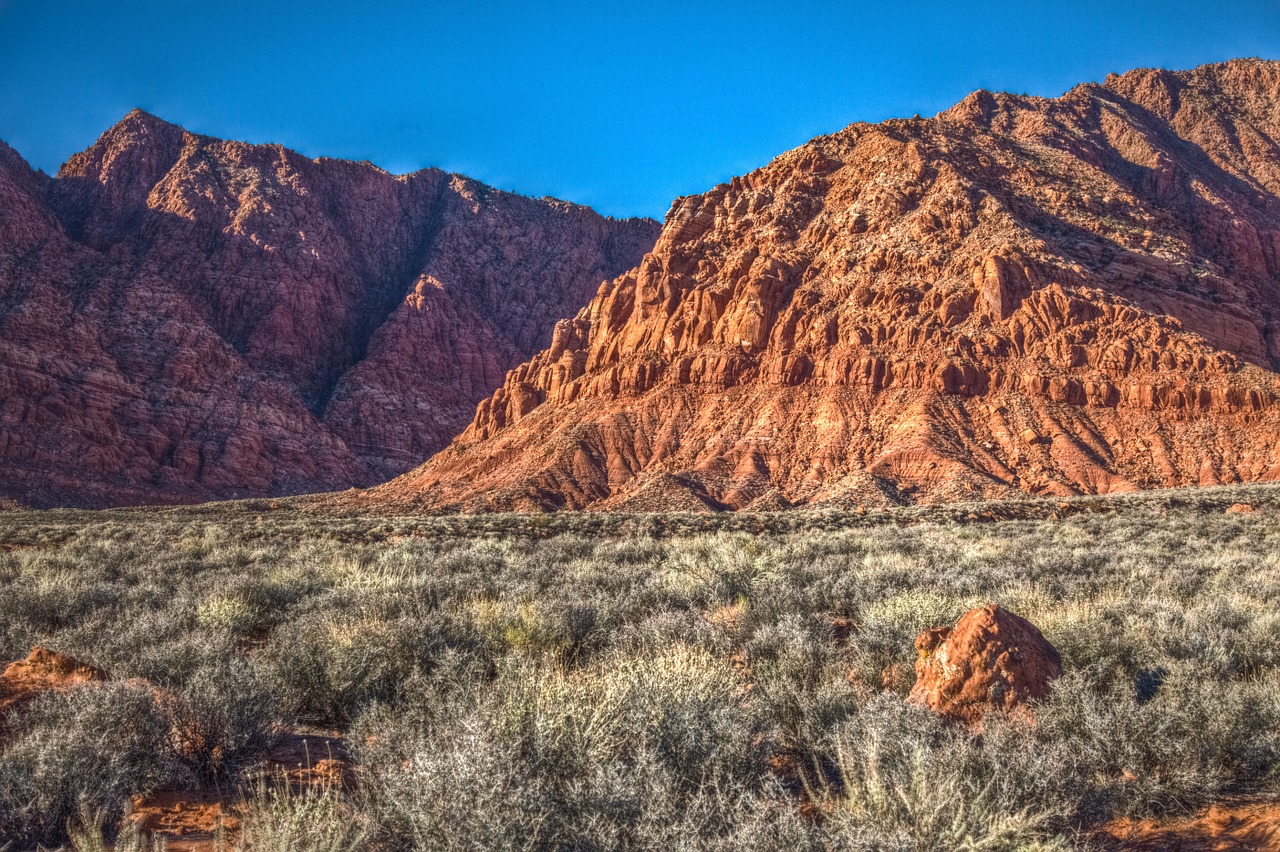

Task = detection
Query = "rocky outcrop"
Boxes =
[0,647,108,719]
[907,604,1061,727]
[379,59,1280,511]
[0,113,658,506]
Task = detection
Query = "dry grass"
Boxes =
[0,482,1277,849]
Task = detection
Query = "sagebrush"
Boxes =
[0,483,1277,849]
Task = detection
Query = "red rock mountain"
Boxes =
[0,111,658,507]
[382,59,1280,511]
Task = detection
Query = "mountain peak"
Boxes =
[376,57,1280,512]
[97,107,185,151]
[1103,57,1280,115]
[119,106,175,126]
[56,107,186,182]
[0,110,660,508]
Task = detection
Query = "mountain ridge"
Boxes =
[375,57,1280,511]
[0,111,658,507]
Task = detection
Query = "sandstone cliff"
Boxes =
[0,113,658,507]
[382,59,1280,511]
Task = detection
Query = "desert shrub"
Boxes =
[861,589,971,643]
[238,778,371,852]
[0,484,1278,846]
[82,609,195,678]
[614,608,719,657]
[372,740,811,852]
[742,614,858,772]
[661,534,763,606]
[465,596,600,662]
[1024,594,1141,689]
[494,646,756,793]
[67,806,167,852]
[122,630,246,688]
[196,594,265,637]
[822,695,1074,850]
[843,616,920,695]
[361,646,780,850]
[0,682,182,848]
[261,611,475,725]
[166,654,279,779]
[1031,666,1280,821]
[0,560,119,647]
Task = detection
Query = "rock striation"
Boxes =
[381,59,1280,511]
[0,113,658,507]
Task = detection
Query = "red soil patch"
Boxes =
[263,730,353,787]
[1099,797,1280,850]
[127,729,353,849]
[128,789,239,852]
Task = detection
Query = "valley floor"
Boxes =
[0,483,1278,849]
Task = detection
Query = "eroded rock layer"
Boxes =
[0,112,658,506]
[384,59,1280,511]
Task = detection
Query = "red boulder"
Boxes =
[908,604,1061,727]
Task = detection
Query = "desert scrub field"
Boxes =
[0,484,1278,850]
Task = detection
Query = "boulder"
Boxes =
[908,604,1061,726]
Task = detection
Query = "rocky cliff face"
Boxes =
[382,59,1280,511]
[0,112,658,507]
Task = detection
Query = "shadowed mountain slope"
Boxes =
[0,112,658,507]
[380,59,1280,511]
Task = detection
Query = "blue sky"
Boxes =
[1,1,1277,219]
